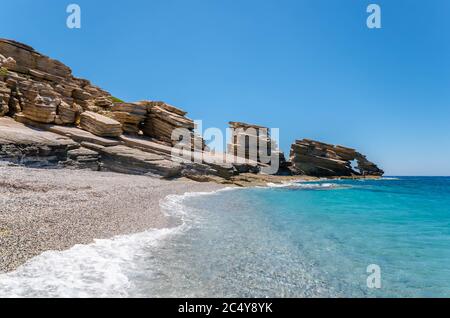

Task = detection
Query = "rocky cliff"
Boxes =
[0,39,200,142]
[0,39,111,124]
[0,39,384,181]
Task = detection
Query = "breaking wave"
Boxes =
[0,229,174,298]
[266,181,348,190]
[0,188,233,298]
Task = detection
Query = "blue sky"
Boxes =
[2,0,449,175]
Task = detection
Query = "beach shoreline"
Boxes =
[0,166,225,273]
[0,165,380,274]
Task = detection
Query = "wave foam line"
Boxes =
[0,187,234,298]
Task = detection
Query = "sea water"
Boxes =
[1,177,450,297]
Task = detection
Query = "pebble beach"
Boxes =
[0,166,223,273]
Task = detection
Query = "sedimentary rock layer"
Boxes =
[0,39,112,125]
[109,102,147,134]
[80,111,123,137]
[228,121,289,174]
[0,117,78,166]
[63,147,101,170]
[289,139,384,177]
[81,143,183,178]
[142,101,196,145]
[1,38,385,180]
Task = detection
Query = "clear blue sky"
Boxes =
[2,0,449,175]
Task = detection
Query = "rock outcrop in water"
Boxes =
[289,139,384,177]
[0,39,384,181]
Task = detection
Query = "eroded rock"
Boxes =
[228,121,289,174]
[80,111,123,137]
[142,101,195,145]
[289,139,384,177]
[0,38,385,181]
[0,117,78,167]
[0,39,112,124]
[108,102,147,134]
[81,143,183,178]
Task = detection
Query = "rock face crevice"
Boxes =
[0,39,384,180]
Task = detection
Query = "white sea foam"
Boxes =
[0,183,338,298]
[266,182,295,188]
[0,188,231,298]
[266,181,343,190]
[0,228,177,298]
[295,183,340,189]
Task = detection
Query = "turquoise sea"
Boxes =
[1,177,450,297]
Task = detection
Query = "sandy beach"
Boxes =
[0,166,224,273]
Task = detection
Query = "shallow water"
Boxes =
[1,177,450,297]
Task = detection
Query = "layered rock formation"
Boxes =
[80,111,123,137]
[0,39,112,125]
[290,139,384,177]
[142,101,197,145]
[108,102,147,134]
[0,39,384,181]
[81,143,183,178]
[228,122,271,160]
[64,147,101,171]
[0,117,183,178]
[228,122,289,174]
[0,117,78,167]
